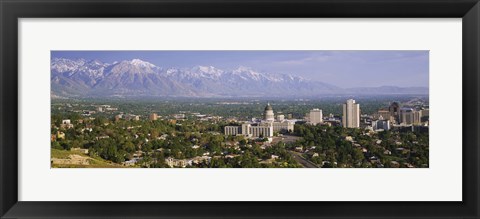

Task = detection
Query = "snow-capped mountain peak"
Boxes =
[50,57,347,98]
[190,66,224,78]
[51,58,86,73]
[130,59,157,68]
[108,59,160,75]
[231,66,263,81]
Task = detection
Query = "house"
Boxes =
[157,134,168,140]
[123,158,141,166]
[60,119,74,129]
[165,157,188,168]
[96,135,109,140]
[190,156,211,165]
[132,151,143,158]
[390,161,400,167]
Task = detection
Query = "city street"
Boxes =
[289,151,319,168]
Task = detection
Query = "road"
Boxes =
[289,151,319,168]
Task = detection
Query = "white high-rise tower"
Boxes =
[342,99,360,128]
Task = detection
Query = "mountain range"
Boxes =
[51,58,428,98]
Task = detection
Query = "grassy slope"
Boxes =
[51,148,126,168]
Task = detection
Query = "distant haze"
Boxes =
[52,50,429,88]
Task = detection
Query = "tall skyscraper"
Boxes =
[389,102,400,123]
[342,99,360,128]
[399,108,422,125]
[308,108,323,125]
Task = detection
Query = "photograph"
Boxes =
[3,0,478,217]
[50,50,429,168]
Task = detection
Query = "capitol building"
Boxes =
[224,103,295,138]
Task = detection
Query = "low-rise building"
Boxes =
[60,119,74,129]
[165,157,188,168]
[372,118,391,131]
[223,103,294,138]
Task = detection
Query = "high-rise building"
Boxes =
[399,108,422,125]
[308,108,323,125]
[422,108,429,117]
[342,99,360,128]
[264,103,275,122]
[414,110,422,124]
[389,102,400,122]
[377,109,392,121]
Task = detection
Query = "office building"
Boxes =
[376,109,392,121]
[399,108,422,125]
[307,108,323,125]
[389,102,400,122]
[342,99,360,128]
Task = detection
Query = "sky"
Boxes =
[51,50,429,88]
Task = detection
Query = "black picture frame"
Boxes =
[1,0,479,218]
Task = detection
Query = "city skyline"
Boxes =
[50,50,429,168]
[51,50,429,88]
[51,95,429,168]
